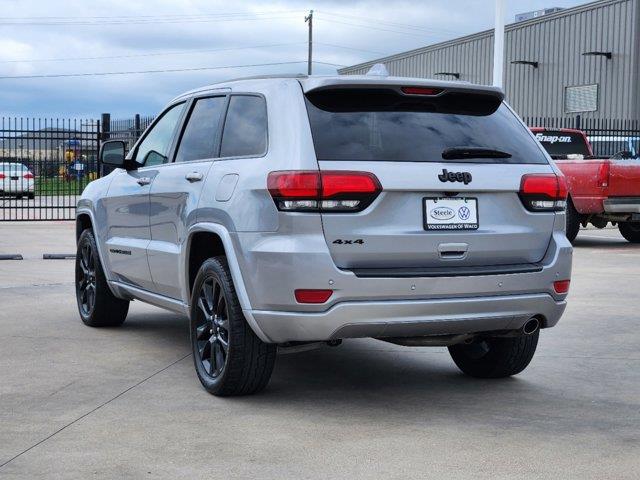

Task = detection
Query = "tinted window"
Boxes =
[220,96,267,158]
[175,96,226,162]
[534,131,592,158]
[305,89,548,164]
[135,103,185,166]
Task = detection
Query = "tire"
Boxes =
[448,331,539,378]
[618,222,640,243]
[75,229,129,327]
[190,257,276,396]
[565,198,580,243]
[27,192,35,200]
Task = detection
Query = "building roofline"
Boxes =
[338,0,630,74]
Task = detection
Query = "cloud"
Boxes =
[0,0,586,118]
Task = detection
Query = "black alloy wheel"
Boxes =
[75,229,129,327]
[76,240,97,317]
[193,277,230,379]
[190,257,276,396]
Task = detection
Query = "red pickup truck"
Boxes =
[531,127,640,243]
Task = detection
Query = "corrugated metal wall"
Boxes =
[339,0,639,121]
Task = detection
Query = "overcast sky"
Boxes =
[0,0,588,119]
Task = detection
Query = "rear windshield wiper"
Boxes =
[442,147,512,160]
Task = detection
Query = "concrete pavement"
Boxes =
[0,224,639,479]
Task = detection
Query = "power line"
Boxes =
[316,10,461,36]
[319,18,433,38]
[0,60,345,80]
[0,42,386,67]
[0,10,304,20]
[0,12,305,26]
[315,42,387,56]
[0,42,305,64]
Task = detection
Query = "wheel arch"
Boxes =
[184,223,271,343]
[76,212,93,240]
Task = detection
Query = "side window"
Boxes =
[220,96,267,158]
[175,96,226,162]
[135,103,185,166]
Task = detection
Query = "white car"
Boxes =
[0,162,35,199]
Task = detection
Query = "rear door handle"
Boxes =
[136,177,151,186]
[185,172,204,182]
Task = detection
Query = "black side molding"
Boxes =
[349,263,544,278]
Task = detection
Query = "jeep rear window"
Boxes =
[304,88,548,164]
[533,130,591,157]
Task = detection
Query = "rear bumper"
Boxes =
[233,228,571,311]
[233,222,572,343]
[245,293,566,343]
[603,197,640,214]
[0,181,34,194]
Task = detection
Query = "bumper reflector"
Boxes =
[294,289,333,304]
[553,280,571,294]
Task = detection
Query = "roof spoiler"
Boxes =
[303,80,504,116]
[299,76,504,102]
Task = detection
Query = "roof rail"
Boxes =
[220,73,308,83]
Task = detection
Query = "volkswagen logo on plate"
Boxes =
[430,206,456,221]
[458,206,471,220]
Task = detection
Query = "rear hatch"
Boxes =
[302,83,561,271]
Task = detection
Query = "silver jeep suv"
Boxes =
[75,74,572,396]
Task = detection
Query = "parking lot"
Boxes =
[0,222,639,479]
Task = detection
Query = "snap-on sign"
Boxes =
[535,133,573,144]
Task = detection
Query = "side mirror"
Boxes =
[100,140,137,170]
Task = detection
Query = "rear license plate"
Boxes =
[424,197,478,231]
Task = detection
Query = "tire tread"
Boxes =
[191,256,276,396]
[448,331,539,378]
[618,222,640,243]
[76,229,129,328]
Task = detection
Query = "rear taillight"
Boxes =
[267,171,381,212]
[23,172,34,179]
[519,174,567,212]
[597,161,610,188]
[0,173,5,180]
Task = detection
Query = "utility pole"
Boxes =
[305,10,313,75]
[492,0,505,88]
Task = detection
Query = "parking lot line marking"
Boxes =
[0,282,73,290]
[578,235,625,241]
[0,254,23,260]
[42,253,76,259]
[0,352,192,470]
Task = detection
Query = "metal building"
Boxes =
[515,7,565,22]
[339,0,640,122]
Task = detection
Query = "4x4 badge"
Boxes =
[438,168,472,185]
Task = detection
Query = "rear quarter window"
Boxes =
[305,88,548,165]
[219,95,267,158]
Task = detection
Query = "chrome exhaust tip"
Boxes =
[522,318,540,335]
